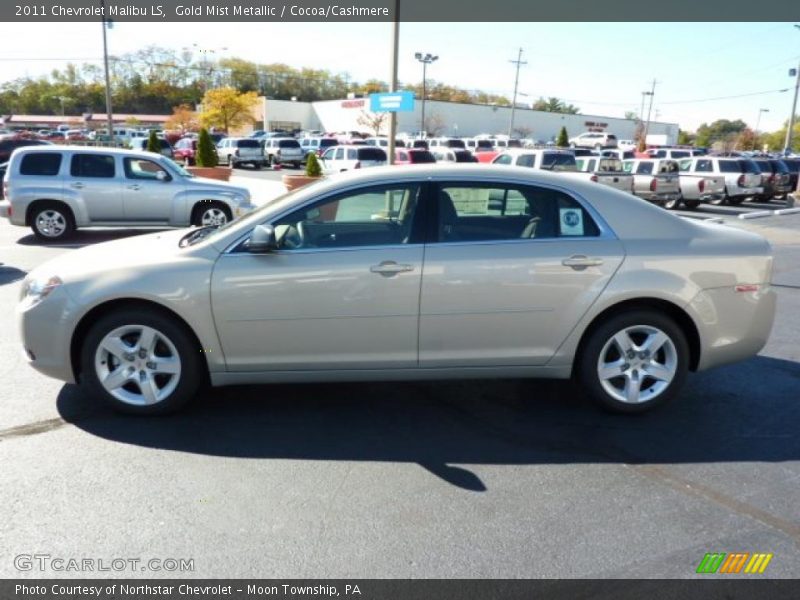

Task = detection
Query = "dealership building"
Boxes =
[250,96,679,144]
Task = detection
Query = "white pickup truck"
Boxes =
[622,158,682,209]
[574,156,634,194]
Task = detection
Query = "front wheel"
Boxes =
[192,201,232,227]
[576,310,689,413]
[80,309,202,415]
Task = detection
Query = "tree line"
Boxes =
[0,45,582,117]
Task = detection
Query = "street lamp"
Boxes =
[783,24,800,155]
[639,91,653,146]
[414,52,438,138]
[100,0,114,143]
[754,108,769,151]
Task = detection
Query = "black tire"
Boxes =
[29,201,75,241]
[708,193,727,206]
[663,196,681,210]
[191,201,232,227]
[683,199,702,210]
[80,308,202,415]
[576,310,689,414]
[728,196,746,206]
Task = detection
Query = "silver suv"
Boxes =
[216,137,266,169]
[0,146,253,241]
[677,156,762,205]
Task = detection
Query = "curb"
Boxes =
[772,207,800,216]
[738,211,773,220]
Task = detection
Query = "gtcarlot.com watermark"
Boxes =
[14,553,194,573]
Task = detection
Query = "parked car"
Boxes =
[15,164,776,415]
[319,145,387,173]
[751,158,793,201]
[621,158,682,208]
[429,137,467,150]
[782,158,800,194]
[394,149,437,165]
[492,149,579,171]
[431,149,477,163]
[465,139,495,154]
[129,137,174,159]
[646,148,701,160]
[216,137,266,169]
[173,138,201,165]
[0,146,253,240]
[0,138,52,163]
[600,149,636,161]
[569,132,618,150]
[677,156,762,205]
[673,160,726,209]
[263,138,304,168]
[574,156,635,195]
[0,161,7,198]
[618,139,637,151]
[299,136,339,158]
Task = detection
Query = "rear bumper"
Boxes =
[0,199,10,219]
[691,285,776,372]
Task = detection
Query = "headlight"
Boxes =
[20,275,62,307]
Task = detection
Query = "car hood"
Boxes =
[26,229,215,284]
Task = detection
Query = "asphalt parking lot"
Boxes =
[1,177,799,579]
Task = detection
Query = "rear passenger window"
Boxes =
[437,184,600,242]
[718,161,739,173]
[517,154,535,168]
[71,154,115,178]
[694,160,712,172]
[636,163,654,175]
[20,153,62,176]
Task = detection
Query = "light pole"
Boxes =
[414,52,438,138]
[643,80,657,146]
[508,47,526,138]
[783,24,800,155]
[100,0,114,143]
[639,90,652,147]
[754,108,769,151]
[387,0,399,165]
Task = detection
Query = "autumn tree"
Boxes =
[356,110,389,136]
[533,97,580,115]
[199,87,258,133]
[164,103,199,133]
[424,113,447,137]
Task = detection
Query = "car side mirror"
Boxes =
[247,224,277,253]
[156,170,169,182]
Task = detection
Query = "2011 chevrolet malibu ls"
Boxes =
[17,165,776,415]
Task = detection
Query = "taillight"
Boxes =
[354,161,361,169]
[2,180,8,199]
[698,180,705,193]
[650,178,657,192]
[737,174,745,187]
[590,174,598,182]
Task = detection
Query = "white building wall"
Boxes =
[256,97,679,144]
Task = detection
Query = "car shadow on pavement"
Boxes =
[56,355,800,491]
[16,228,169,248]
[0,264,26,285]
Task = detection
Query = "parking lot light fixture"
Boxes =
[784,25,800,155]
[754,108,769,151]
[415,53,438,138]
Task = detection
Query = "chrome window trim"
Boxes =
[222,174,619,254]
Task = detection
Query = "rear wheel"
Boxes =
[30,201,75,241]
[682,199,702,210]
[728,196,746,206]
[663,196,681,210]
[576,310,689,413]
[80,309,202,415]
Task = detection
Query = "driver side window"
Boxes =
[272,184,422,250]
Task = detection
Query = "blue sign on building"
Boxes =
[370,91,415,113]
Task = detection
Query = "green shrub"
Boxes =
[196,128,218,167]
[146,130,160,153]
[305,152,322,177]
[556,126,569,147]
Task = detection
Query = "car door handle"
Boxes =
[370,261,414,275]
[70,182,84,189]
[562,255,604,268]
[127,184,141,191]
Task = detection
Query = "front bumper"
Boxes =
[17,286,79,384]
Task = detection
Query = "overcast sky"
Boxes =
[0,21,798,132]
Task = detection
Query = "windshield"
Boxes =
[541,153,578,171]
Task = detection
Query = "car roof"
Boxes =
[500,148,573,155]
[10,145,164,159]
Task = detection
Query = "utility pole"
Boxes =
[508,47,526,138]
[100,0,114,144]
[387,0,399,164]
[784,60,800,153]
[755,108,769,151]
[643,79,658,146]
[414,53,438,138]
